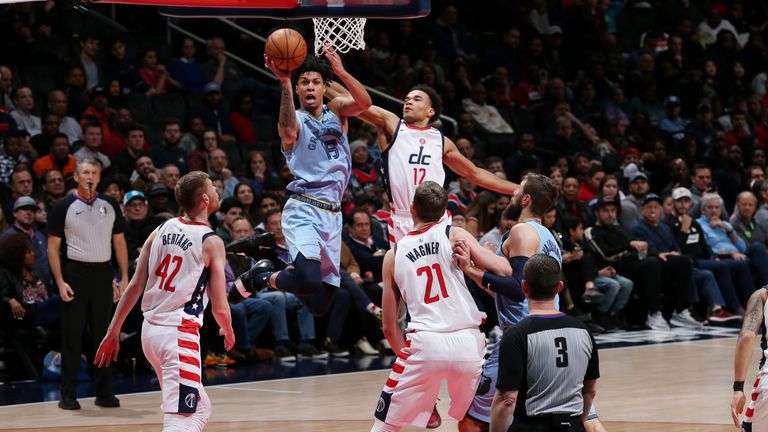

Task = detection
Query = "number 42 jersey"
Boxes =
[394,219,485,333]
[142,217,216,328]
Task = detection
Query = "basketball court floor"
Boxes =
[0,326,751,431]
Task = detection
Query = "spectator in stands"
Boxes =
[100,108,135,158]
[78,34,103,90]
[129,155,158,191]
[32,133,75,179]
[686,102,718,155]
[253,192,280,229]
[7,167,35,215]
[103,39,141,93]
[430,4,473,61]
[3,196,50,284]
[345,209,389,282]
[447,176,476,214]
[216,197,243,244]
[79,87,112,137]
[73,123,110,171]
[348,139,382,203]
[0,130,31,186]
[464,191,499,239]
[169,37,205,94]
[187,128,216,172]
[697,3,739,47]
[113,125,147,177]
[579,165,605,202]
[159,164,180,191]
[479,207,515,250]
[732,191,768,249]
[716,145,745,212]
[145,182,174,216]
[658,95,689,139]
[100,174,130,207]
[208,148,236,198]
[30,114,61,157]
[0,65,14,112]
[504,132,541,183]
[138,49,180,95]
[698,193,768,293]
[556,176,591,227]
[40,169,65,213]
[456,112,488,160]
[233,182,257,222]
[10,87,40,136]
[122,190,160,261]
[586,196,678,330]
[462,82,514,134]
[240,150,283,197]
[179,117,206,155]
[229,93,259,143]
[620,171,650,229]
[149,118,189,174]
[191,82,236,141]
[62,66,89,119]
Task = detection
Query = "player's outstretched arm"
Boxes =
[490,389,518,432]
[381,249,405,354]
[323,46,371,118]
[443,137,519,195]
[204,235,235,352]
[95,230,158,368]
[264,54,299,151]
[325,81,399,146]
[732,288,767,426]
[451,226,511,277]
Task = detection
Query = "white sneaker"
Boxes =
[646,312,670,330]
[670,309,704,328]
[355,337,379,355]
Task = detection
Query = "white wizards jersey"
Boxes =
[382,120,445,215]
[142,217,216,328]
[394,219,485,333]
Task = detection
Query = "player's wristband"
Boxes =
[734,381,745,392]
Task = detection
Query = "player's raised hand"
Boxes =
[263,54,291,82]
[452,239,471,271]
[732,390,746,428]
[94,331,120,368]
[322,44,345,75]
[220,327,235,352]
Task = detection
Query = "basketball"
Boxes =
[265,28,307,72]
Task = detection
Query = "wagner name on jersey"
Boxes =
[142,217,216,328]
[393,219,485,333]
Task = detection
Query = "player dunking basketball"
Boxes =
[372,181,512,432]
[456,174,606,432]
[325,83,519,245]
[95,171,234,432]
[232,48,371,316]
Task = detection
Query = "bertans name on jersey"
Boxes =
[161,233,193,251]
[404,241,440,263]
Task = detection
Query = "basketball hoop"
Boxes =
[312,17,367,56]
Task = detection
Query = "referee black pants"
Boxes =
[509,415,585,432]
[60,260,114,399]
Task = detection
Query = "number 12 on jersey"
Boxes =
[417,263,449,304]
[413,167,426,185]
[155,254,183,292]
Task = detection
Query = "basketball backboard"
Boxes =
[155,0,430,19]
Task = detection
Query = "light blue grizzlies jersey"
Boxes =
[283,106,351,204]
[495,220,562,329]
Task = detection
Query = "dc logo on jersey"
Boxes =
[185,393,197,408]
[408,146,431,166]
[376,397,385,412]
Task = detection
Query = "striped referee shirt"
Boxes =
[47,193,125,263]
[497,312,599,420]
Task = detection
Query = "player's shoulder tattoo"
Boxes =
[743,288,768,333]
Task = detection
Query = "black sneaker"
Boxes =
[225,232,275,259]
[297,342,329,359]
[229,259,274,304]
[58,395,81,410]
[95,395,120,408]
[274,344,296,362]
[324,338,350,357]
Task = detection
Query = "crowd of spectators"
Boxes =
[3,0,768,378]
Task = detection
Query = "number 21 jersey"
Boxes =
[142,217,216,328]
[394,219,485,333]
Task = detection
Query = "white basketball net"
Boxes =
[312,17,367,56]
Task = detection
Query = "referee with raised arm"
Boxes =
[490,254,599,432]
[47,158,129,410]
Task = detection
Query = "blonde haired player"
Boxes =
[372,181,511,431]
[95,171,234,432]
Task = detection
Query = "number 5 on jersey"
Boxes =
[155,254,183,292]
[417,263,449,304]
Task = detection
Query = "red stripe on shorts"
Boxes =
[405,340,411,347]
[753,392,759,402]
[747,407,755,418]
[179,369,201,383]
[181,318,200,328]
[392,363,405,374]
[179,354,200,368]
[386,378,398,388]
[397,350,410,360]
[178,339,199,351]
